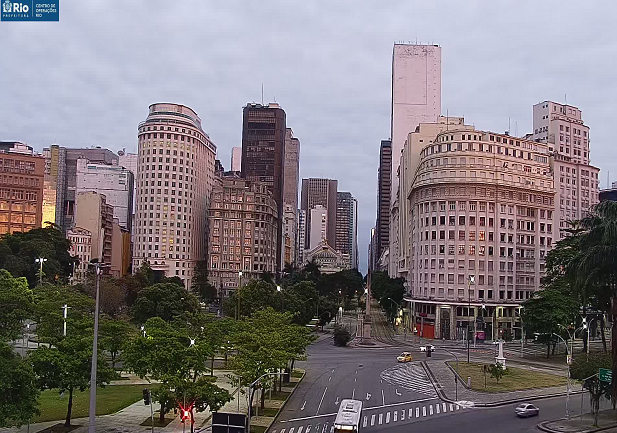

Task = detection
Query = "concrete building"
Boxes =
[600,182,617,202]
[241,102,286,275]
[230,147,242,172]
[134,103,217,289]
[336,192,358,270]
[67,226,92,284]
[401,123,555,340]
[43,145,118,233]
[376,140,392,262]
[76,159,134,231]
[304,240,346,274]
[283,128,300,265]
[532,101,600,240]
[301,178,338,248]
[297,209,306,265]
[308,205,328,250]
[368,226,377,272]
[0,142,44,234]
[110,218,130,278]
[75,191,114,266]
[207,175,278,298]
[118,149,138,240]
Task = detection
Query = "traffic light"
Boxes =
[142,388,150,405]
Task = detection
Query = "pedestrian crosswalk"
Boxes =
[380,363,437,397]
[272,401,466,433]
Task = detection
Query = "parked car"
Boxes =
[515,403,539,417]
[396,352,413,362]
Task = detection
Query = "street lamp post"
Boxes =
[35,257,47,286]
[467,275,475,363]
[88,262,108,433]
[62,304,70,337]
[277,285,283,311]
[237,271,242,320]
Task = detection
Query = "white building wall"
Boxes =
[309,205,327,250]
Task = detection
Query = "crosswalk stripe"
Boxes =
[450,403,454,411]
[306,426,311,433]
[443,403,447,412]
[422,406,427,417]
[297,427,303,433]
[280,429,285,433]
[380,363,437,397]
[416,407,419,418]
[436,404,440,414]
[401,409,405,421]
[330,426,334,433]
[408,408,412,418]
[363,416,367,428]
[393,410,397,422]
[429,404,433,415]
[289,428,294,433]
[456,404,460,410]
[371,414,375,426]
[322,423,327,433]
[379,414,383,425]
[386,412,390,424]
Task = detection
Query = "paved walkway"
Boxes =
[538,410,617,432]
[423,360,574,406]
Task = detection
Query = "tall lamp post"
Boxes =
[88,262,108,433]
[277,285,283,311]
[236,271,242,320]
[467,275,475,363]
[35,257,47,286]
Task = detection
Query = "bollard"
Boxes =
[467,376,471,388]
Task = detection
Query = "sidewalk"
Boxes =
[423,360,575,406]
[538,410,617,433]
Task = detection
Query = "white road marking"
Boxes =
[332,369,335,373]
[416,407,419,418]
[297,427,303,433]
[378,414,383,425]
[436,403,440,414]
[321,423,328,433]
[334,396,339,406]
[300,401,306,411]
[352,389,355,400]
[381,389,385,406]
[393,410,398,422]
[329,377,332,382]
[456,404,460,410]
[386,412,390,424]
[366,392,371,400]
[330,426,334,433]
[363,416,367,428]
[450,403,454,411]
[306,426,311,433]
[280,429,285,433]
[443,403,447,412]
[354,378,357,382]
[316,387,328,415]
[395,389,401,396]
[422,406,427,417]
[283,413,336,423]
[408,408,413,418]
[401,409,405,421]
[289,428,294,433]
[429,405,433,415]
[361,397,436,411]
[371,414,375,426]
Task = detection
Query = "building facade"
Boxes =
[376,140,392,263]
[134,103,217,289]
[230,147,242,172]
[76,158,134,231]
[403,125,555,340]
[0,142,44,235]
[300,178,338,248]
[118,149,138,240]
[207,175,278,298]
[67,226,92,284]
[304,240,346,274]
[600,182,617,202]
[75,191,114,266]
[283,128,300,265]
[297,209,306,265]
[308,205,328,250]
[532,101,600,240]
[335,191,357,269]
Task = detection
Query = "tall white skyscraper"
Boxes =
[230,147,242,172]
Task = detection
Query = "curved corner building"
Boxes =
[401,118,555,340]
[134,103,217,289]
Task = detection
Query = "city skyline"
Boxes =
[2,2,617,273]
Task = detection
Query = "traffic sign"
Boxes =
[599,368,612,382]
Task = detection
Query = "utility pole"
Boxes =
[35,257,47,286]
[88,262,107,433]
[467,275,475,363]
[237,271,242,320]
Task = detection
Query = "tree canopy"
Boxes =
[131,282,200,323]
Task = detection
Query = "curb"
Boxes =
[537,419,617,433]
[422,361,582,408]
[265,370,306,433]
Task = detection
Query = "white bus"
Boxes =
[334,399,363,432]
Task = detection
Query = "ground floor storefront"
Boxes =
[403,298,524,341]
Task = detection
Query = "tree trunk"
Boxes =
[279,368,282,392]
[547,342,551,359]
[611,293,617,408]
[551,341,557,356]
[261,385,266,409]
[159,402,165,423]
[211,353,215,376]
[601,314,607,353]
[64,388,73,427]
[111,351,117,370]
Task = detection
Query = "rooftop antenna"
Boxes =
[564,94,567,105]
[261,84,264,105]
[608,171,610,189]
[273,95,276,102]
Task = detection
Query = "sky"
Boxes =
[1,1,616,274]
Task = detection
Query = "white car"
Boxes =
[420,344,435,352]
[515,403,539,418]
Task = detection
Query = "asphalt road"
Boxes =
[270,334,608,433]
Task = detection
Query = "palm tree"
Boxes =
[575,201,617,405]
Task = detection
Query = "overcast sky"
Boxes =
[1,1,616,274]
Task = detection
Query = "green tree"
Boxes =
[0,342,39,427]
[120,262,155,306]
[371,271,405,322]
[488,363,507,383]
[0,270,33,342]
[29,329,116,426]
[570,353,612,426]
[100,317,135,369]
[522,288,578,358]
[191,260,217,303]
[131,283,200,324]
[333,324,351,347]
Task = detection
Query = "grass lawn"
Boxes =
[251,407,278,417]
[33,385,145,423]
[140,415,175,427]
[250,426,267,433]
[270,391,291,401]
[449,362,567,393]
[291,371,303,378]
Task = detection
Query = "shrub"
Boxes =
[333,324,351,347]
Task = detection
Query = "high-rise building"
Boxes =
[75,191,114,266]
[336,192,357,269]
[283,128,300,266]
[297,209,306,265]
[134,103,217,289]
[207,175,278,298]
[76,159,134,231]
[376,140,392,261]
[600,182,617,202]
[230,147,242,172]
[43,145,118,233]
[532,101,600,240]
[0,142,44,235]
[118,149,138,240]
[402,123,554,340]
[110,218,131,278]
[308,205,328,250]
[67,226,91,284]
[300,178,338,248]
[241,102,286,275]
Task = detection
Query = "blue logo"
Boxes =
[1,1,59,21]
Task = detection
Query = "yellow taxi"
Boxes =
[396,352,413,362]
